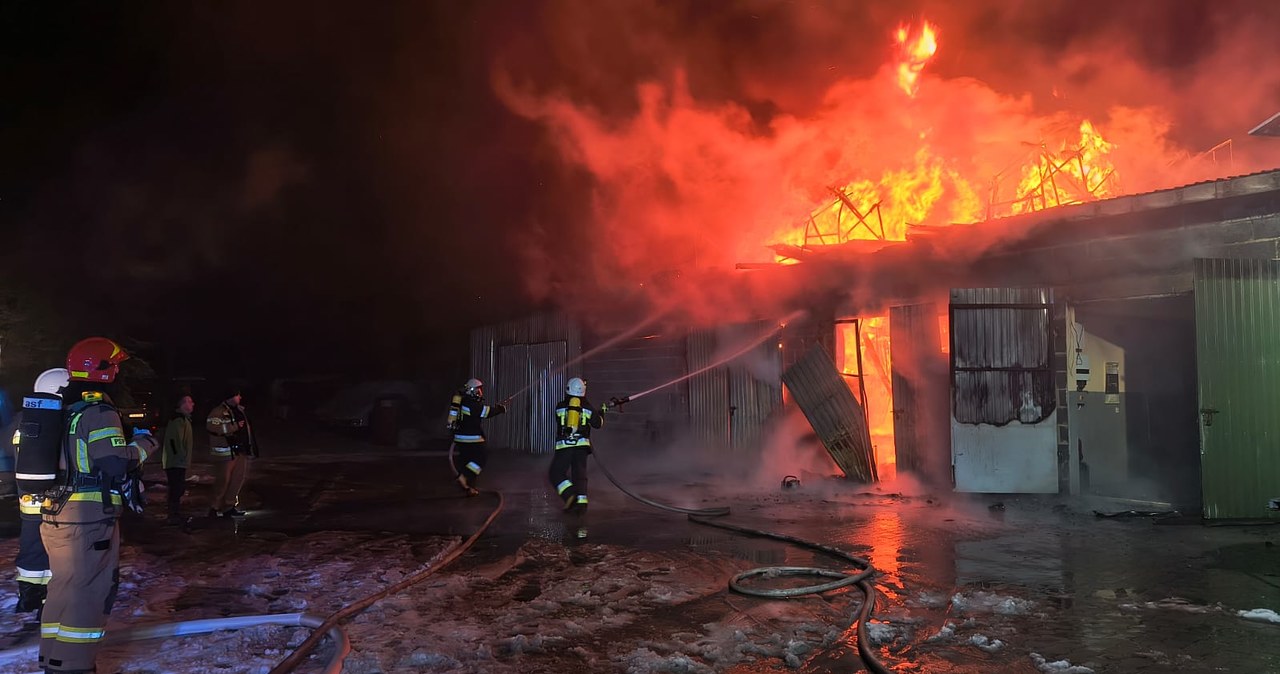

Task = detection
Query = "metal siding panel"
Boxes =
[950,288,1055,425]
[583,332,690,446]
[528,341,568,454]
[1195,258,1280,519]
[470,326,497,393]
[687,330,730,449]
[890,303,946,476]
[782,345,878,483]
[728,323,783,452]
[493,344,530,451]
[469,313,583,453]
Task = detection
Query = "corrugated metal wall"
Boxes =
[890,303,948,479]
[728,322,784,452]
[468,313,582,452]
[528,341,568,454]
[950,288,1055,425]
[1194,258,1280,519]
[582,332,689,448]
[782,344,878,482]
[687,329,731,449]
[491,344,530,450]
[688,323,783,453]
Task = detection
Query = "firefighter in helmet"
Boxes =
[550,377,607,513]
[10,368,70,615]
[448,378,505,496]
[39,338,157,674]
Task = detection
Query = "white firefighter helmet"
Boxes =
[567,377,586,397]
[33,368,71,396]
[464,378,483,395]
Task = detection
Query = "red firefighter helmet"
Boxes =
[66,337,129,383]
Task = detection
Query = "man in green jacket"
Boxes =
[163,394,195,525]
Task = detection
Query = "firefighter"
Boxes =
[206,387,256,518]
[40,337,157,674]
[549,377,608,513]
[449,378,505,496]
[11,368,70,615]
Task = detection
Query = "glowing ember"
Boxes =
[895,21,938,97]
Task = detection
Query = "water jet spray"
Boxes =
[606,309,805,406]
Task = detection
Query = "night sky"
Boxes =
[0,2,549,383]
[2,0,1277,389]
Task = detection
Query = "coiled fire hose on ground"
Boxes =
[591,448,891,674]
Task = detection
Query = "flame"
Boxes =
[772,29,1118,263]
[1011,120,1118,214]
[895,21,938,97]
[772,148,984,261]
[835,318,895,475]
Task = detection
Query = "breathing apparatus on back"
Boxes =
[13,368,71,495]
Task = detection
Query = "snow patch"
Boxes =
[967,633,1005,652]
[926,621,957,642]
[1030,652,1095,673]
[951,591,1033,615]
[620,648,714,674]
[864,622,899,645]
[1238,608,1280,624]
[909,591,949,608]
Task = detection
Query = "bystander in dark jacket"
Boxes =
[163,394,195,524]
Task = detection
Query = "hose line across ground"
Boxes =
[268,490,505,674]
[591,448,890,674]
[103,613,350,674]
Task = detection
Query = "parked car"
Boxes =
[314,380,423,429]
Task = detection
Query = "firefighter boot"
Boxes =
[16,582,47,613]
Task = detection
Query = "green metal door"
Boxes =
[1195,258,1280,520]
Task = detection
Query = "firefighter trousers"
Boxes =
[39,518,120,673]
[16,510,51,612]
[549,447,590,509]
[210,455,248,511]
[455,441,487,488]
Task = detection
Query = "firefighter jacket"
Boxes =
[162,412,193,470]
[555,396,603,450]
[452,394,505,444]
[43,394,156,524]
[207,401,256,460]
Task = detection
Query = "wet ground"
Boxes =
[1,422,1278,673]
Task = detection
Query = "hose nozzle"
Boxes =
[608,396,631,411]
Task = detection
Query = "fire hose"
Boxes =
[590,446,890,674]
[101,613,349,674]
[55,493,499,674]
[267,490,505,674]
